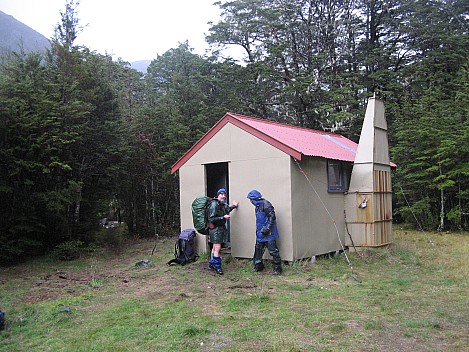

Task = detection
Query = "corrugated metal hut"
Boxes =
[171,98,393,261]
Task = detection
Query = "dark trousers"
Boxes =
[253,240,282,273]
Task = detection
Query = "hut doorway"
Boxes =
[205,162,231,246]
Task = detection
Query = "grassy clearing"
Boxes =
[0,228,468,351]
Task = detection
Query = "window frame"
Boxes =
[327,160,351,193]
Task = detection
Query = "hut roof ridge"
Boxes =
[171,112,358,174]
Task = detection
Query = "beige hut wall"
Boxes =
[178,123,294,261]
[290,157,347,258]
[179,164,207,253]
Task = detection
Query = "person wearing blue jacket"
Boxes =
[246,190,282,275]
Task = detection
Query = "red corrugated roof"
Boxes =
[171,112,358,174]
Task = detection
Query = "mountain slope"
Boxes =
[0,11,151,73]
[130,60,151,73]
[0,10,50,55]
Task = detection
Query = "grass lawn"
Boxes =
[0,227,468,351]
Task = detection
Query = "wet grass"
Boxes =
[0,228,467,351]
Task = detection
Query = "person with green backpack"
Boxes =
[207,188,238,275]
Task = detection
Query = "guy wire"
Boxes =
[294,158,356,274]
[399,185,424,232]
[399,185,434,246]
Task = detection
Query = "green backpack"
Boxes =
[191,196,212,235]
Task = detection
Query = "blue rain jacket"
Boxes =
[252,198,279,243]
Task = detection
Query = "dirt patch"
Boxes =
[364,326,449,352]
[22,271,96,304]
[227,284,258,289]
[25,288,64,304]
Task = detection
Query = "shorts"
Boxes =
[209,227,227,244]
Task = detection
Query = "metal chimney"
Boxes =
[345,97,393,247]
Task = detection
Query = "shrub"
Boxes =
[96,222,129,252]
[51,240,84,261]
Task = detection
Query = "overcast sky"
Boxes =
[0,0,230,62]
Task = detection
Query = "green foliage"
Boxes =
[395,196,439,230]
[51,240,84,261]
[89,278,104,288]
[0,2,138,256]
[0,237,43,264]
[95,223,129,252]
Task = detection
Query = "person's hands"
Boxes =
[224,214,231,220]
[261,227,270,235]
[232,200,239,207]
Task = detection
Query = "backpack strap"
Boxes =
[180,241,190,265]
[166,258,178,266]
[167,241,182,266]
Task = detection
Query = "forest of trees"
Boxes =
[0,0,468,263]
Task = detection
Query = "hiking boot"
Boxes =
[209,256,223,274]
[252,263,264,272]
[208,264,223,274]
[271,271,281,276]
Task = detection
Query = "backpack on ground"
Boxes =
[191,196,213,235]
[167,229,198,266]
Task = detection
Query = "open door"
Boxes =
[205,162,231,247]
[206,162,229,198]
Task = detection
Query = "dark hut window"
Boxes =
[327,160,350,192]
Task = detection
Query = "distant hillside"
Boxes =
[0,10,50,56]
[130,60,151,73]
[0,11,152,72]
